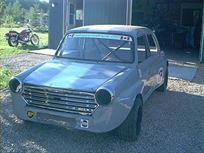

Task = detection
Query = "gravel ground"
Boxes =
[0,53,204,153]
[0,53,51,73]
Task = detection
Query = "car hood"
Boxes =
[23,59,126,91]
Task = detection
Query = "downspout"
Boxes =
[83,0,85,26]
[129,0,133,25]
[126,0,129,25]
[126,0,133,25]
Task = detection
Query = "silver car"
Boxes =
[9,25,168,141]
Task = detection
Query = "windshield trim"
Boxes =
[55,32,135,64]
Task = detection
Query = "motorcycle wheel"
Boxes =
[8,36,19,47]
[31,34,39,47]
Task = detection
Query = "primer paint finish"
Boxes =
[10,25,167,133]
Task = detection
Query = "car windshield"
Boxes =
[56,33,134,63]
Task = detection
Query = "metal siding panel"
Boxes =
[84,0,128,25]
[48,0,64,49]
[200,0,204,63]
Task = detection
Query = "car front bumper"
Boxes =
[11,92,134,133]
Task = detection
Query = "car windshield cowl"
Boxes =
[56,33,135,63]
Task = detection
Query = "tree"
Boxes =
[0,0,5,15]
[25,3,43,27]
[12,0,23,23]
[5,15,15,27]
[1,0,48,27]
[25,7,35,21]
[0,0,6,24]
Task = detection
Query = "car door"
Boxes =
[137,34,152,100]
[146,32,164,89]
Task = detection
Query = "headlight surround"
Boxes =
[9,77,23,93]
[95,88,113,105]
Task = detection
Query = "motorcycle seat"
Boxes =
[9,31,19,34]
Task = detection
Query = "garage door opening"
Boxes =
[131,0,203,63]
[64,0,83,33]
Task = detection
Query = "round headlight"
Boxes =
[9,77,22,93]
[95,89,113,105]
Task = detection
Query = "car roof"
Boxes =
[69,25,151,36]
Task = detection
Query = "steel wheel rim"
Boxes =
[32,35,39,45]
[10,37,18,45]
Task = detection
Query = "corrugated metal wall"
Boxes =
[200,1,204,63]
[84,0,129,25]
[48,0,64,49]
[48,0,132,49]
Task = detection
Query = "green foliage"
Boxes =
[4,15,15,27]
[0,67,13,90]
[34,25,48,33]
[12,0,23,22]
[25,7,35,21]
[0,0,6,24]
[3,0,23,24]
[0,0,5,15]
[1,0,48,27]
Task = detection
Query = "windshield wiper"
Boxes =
[101,41,127,61]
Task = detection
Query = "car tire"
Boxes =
[117,97,143,141]
[157,68,168,92]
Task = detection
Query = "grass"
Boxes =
[0,66,14,90]
[0,27,48,59]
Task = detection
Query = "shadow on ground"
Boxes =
[18,44,47,51]
[1,88,204,153]
[164,48,199,64]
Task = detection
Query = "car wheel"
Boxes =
[157,68,168,92]
[8,36,19,47]
[117,97,143,141]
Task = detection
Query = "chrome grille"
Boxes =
[22,84,98,116]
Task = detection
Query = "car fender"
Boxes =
[15,62,46,81]
[92,68,144,132]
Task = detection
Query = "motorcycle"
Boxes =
[5,26,39,47]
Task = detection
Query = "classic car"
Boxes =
[9,25,168,141]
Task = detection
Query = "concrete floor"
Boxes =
[165,49,199,81]
[164,48,200,64]
[29,49,56,56]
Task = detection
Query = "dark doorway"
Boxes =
[65,0,83,32]
[131,0,203,62]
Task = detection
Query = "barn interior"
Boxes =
[132,0,203,62]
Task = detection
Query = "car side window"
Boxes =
[147,34,158,55]
[137,35,150,63]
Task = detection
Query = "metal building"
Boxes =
[48,0,204,63]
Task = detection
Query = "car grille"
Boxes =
[22,84,98,116]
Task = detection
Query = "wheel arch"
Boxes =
[132,91,144,107]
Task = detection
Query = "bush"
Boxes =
[0,67,13,90]
[33,25,48,33]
